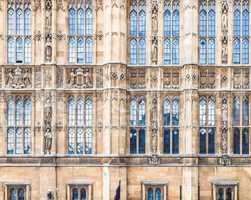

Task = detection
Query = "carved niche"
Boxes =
[220,68,228,88]
[67,68,93,89]
[5,67,32,89]
[151,96,158,154]
[151,0,158,64]
[44,91,53,155]
[221,0,228,64]
[128,68,146,89]
[163,69,180,89]
[150,68,158,88]
[221,97,228,154]
[199,68,216,89]
[44,0,52,62]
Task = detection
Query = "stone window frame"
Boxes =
[232,95,250,155]
[4,184,31,200]
[66,184,92,200]
[141,181,168,200]
[211,180,239,200]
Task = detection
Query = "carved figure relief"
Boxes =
[199,69,216,89]
[5,67,32,89]
[68,68,93,89]
[151,37,158,65]
[233,68,249,89]
[44,0,52,62]
[151,0,158,64]
[151,97,158,154]
[221,97,228,155]
[44,92,52,154]
[220,68,228,88]
[150,69,158,88]
[163,69,180,89]
[221,0,228,64]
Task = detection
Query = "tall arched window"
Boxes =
[233,0,249,64]
[233,96,249,154]
[7,96,31,155]
[7,2,32,64]
[145,186,164,200]
[163,0,180,64]
[7,186,27,200]
[199,0,215,64]
[67,96,93,154]
[163,97,179,154]
[129,97,146,154]
[129,0,146,65]
[68,0,93,64]
[199,96,215,154]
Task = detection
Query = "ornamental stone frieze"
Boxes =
[128,68,146,89]
[163,68,180,89]
[67,67,93,89]
[5,66,32,89]
[233,68,249,89]
[199,68,216,89]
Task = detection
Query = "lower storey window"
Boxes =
[143,182,167,200]
[212,181,238,200]
[68,184,91,200]
[7,185,29,200]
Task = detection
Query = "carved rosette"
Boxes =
[221,0,228,64]
[5,67,32,89]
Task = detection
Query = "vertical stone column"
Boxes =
[0,0,7,65]
[182,1,199,199]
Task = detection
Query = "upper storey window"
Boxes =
[233,0,249,64]
[129,0,146,65]
[68,0,93,64]
[199,0,215,65]
[163,0,180,65]
[7,1,32,64]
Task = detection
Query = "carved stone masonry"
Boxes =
[128,68,146,89]
[44,91,53,155]
[221,97,228,154]
[221,0,228,64]
[45,0,52,62]
[199,69,216,89]
[151,0,158,64]
[68,68,93,89]
[163,69,180,89]
[5,67,32,89]
[151,97,158,154]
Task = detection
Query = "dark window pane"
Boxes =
[147,188,153,200]
[199,128,206,154]
[233,128,240,154]
[208,127,215,154]
[242,128,249,154]
[139,128,145,154]
[226,188,233,200]
[130,128,137,154]
[172,128,179,154]
[163,128,170,154]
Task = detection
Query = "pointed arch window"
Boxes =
[199,96,216,154]
[69,185,90,200]
[199,0,215,64]
[129,0,146,65]
[7,2,32,64]
[163,97,179,154]
[144,185,165,200]
[232,96,249,154]
[129,97,146,154]
[67,96,93,154]
[163,0,180,64]
[233,0,249,64]
[7,96,31,155]
[68,1,93,64]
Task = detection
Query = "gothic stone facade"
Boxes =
[0,0,250,200]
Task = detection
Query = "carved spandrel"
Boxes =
[5,67,32,89]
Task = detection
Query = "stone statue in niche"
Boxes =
[221,39,228,64]
[44,92,52,154]
[152,1,158,34]
[151,98,158,154]
[221,0,228,64]
[221,97,228,127]
[221,97,228,154]
[45,34,52,62]
[151,37,158,65]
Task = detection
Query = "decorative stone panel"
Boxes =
[128,68,146,89]
[163,68,180,89]
[199,68,216,89]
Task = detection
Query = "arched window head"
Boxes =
[163,39,171,64]
[130,10,137,36]
[172,39,179,64]
[16,9,23,35]
[199,39,207,64]
[24,38,32,63]
[208,39,215,64]
[172,10,179,36]
[233,9,241,37]
[233,97,240,126]
[69,8,75,36]
[77,8,84,35]
[68,37,76,63]
[24,8,31,35]
[8,8,15,35]
[139,10,146,36]
[208,97,215,126]
[199,10,207,37]
[81,189,86,200]
[7,97,14,127]
[85,8,93,35]
[155,188,161,200]
[242,39,249,64]
[208,9,215,37]
[233,39,241,64]
[130,39,137,64]
[163,98,171,126]
[138,39,146,64]
[242,9,249,36]
[85,38,93,64]
[16,97,23,126]
[147,188,153,200]
[243,96,249,126]
[199,97,206,126]
[77,37,84,63]
[130,99,137,126]
[138,99,145,126]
